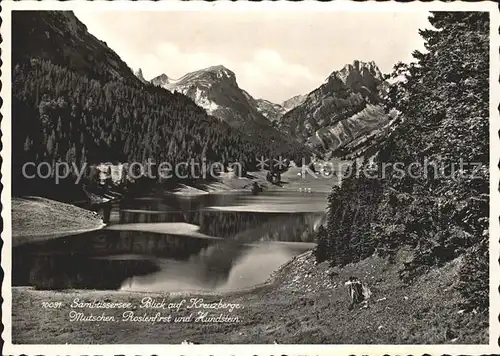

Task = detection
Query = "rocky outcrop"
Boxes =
[336,60,384,102]
[150,65,279,133]
[279,60,389,155]
[253,95,307,123]
[282,94,306,112]
[150,73,171,87]
[134,68,148,84]
[254,99,285,122]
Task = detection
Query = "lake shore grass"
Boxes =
[11,250,488,344]
[173,164,340,196]
[12,197,105,247]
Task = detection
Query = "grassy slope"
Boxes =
[12,197,104,246]
[11,251,487,344]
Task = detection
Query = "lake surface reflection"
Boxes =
[13,191,326,292]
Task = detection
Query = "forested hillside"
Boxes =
[12,11,139,85]
[12,11,310,197]
[315,12,489,312]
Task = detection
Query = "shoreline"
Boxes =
[11,249,303,304]
[170,165,339,196]
[12,224,107,248]
[11,250,488,344]
[8,192,489,345]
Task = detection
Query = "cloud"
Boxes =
[75,11,430,103]
[240,49,320,101]
[136,42,230,81]
[156,43,230,72]
[140,44,321,103]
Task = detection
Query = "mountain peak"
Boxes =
[325,60,384,100]
[203,65,235,80]
[254,98,285,122]
[336,60,383,81]
[134,68,147,83]
[282,94,307,112]
[150,73,170,87]
[156,73,169,80]
[207,64,230,71]
[279,59,389,154]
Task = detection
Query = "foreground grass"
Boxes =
[12,197,104,246]
[11,251,487,344]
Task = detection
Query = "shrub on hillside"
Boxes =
[457,236,489,311]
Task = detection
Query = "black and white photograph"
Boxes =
[1,1,498,354]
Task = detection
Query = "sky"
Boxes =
[75,11,431,103]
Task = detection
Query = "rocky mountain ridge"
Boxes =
[149,67,309,124]
[254,99,285,122]
[149,60,390,157]
[282,94,307,112]
[134,68,148,84]
[279,60,390,155]
[150,73,171,87]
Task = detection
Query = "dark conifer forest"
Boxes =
[12,11,310,197]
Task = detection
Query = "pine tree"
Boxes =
[46,131,56,156]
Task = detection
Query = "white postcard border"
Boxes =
[1,1,498,355]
